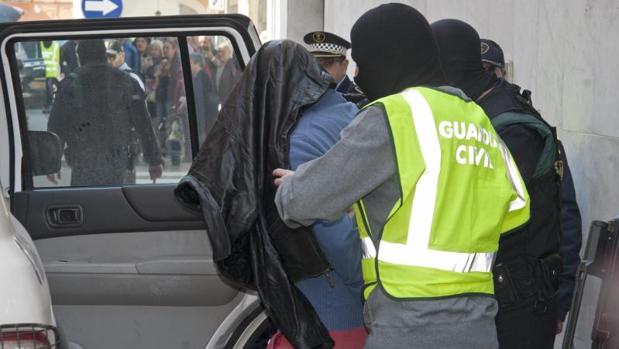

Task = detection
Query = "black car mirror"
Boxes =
[28,131,62,176]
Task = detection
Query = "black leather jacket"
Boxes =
[175,40,335,349]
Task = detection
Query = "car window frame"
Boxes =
[2,25,250,195]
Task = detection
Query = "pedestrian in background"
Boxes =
[189,53,218,143]
[214,40,239,103]
[134,37,151,78]
[60,39,78,76]
[199,35,218,79]
[48,39,162,186]
[40,40,60,114]
[107,40,145,90]
[143,39,164,121]
[123,38,140,73]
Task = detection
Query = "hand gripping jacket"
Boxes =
[175,41,334,349]
[355,87,530,300]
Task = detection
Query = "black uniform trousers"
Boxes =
[496,296,558,349]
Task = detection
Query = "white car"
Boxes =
[0,189,59,348]
[0,15,269,349]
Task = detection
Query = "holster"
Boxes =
[493,253,562,308]
[535,253,562,300]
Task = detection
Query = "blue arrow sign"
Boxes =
[82,0,122,18]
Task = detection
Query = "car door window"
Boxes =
[1,17,263,349]
[16,36,184,187]
[15,34,242,188]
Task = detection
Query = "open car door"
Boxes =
[563,219,619,349]
[0,14,272,349]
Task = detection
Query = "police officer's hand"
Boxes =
[46,172,61,184]
[556,320,564,335]
[149,165,163,183]
[273,168,294,187]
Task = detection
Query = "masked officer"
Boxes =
[303,31,365,104]
[480,39,507,79]
[274,4,530,348]
[481,38,583,335]
[480,38,534,104]
[432,19,563,348]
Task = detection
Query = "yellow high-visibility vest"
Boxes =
[40,41,60,78]
[355,87,530,300]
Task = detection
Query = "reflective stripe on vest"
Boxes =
[357,87,530,300]
[40,42,60,78]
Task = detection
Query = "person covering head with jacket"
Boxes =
[273,4,531,348]
[176,40,344,349]
[266,47,366,349]
[432,19,563,349]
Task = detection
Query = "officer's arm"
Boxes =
[129,81,163,166]
[498,125,544,182]
[499,142,531,233]
[275,105,396,228]
[47,81,70,147]
[557,142,583,321]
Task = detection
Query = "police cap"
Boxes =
[303,31,350,58]
[480,38,504,68]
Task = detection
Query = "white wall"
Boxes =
[285,0,324,43]
[325,0,619,245]
[123,0,207,16]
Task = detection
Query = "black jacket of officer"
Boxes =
[432,20,563,349]
[480,38,583,325]
[48,39,162,186]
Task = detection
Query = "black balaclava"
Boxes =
[77,39,107,66]
[350,3,445,101]
[431,19,497,101]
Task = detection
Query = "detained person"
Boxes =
[265,41,366,349]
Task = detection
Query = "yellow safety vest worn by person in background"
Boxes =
[355,87,530,300]
[40,41,60,79]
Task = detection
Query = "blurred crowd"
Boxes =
[16,35,242,187]
[116,36,238,147]
[53,35,240,166]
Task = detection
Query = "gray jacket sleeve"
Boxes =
[274,105,396,228]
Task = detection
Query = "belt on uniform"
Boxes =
[493,253,562,309]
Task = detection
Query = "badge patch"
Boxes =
[481,42,490,55]
[312,32,326,43]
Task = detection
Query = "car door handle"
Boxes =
[47,205,83,227]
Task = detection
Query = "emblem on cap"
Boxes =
[481,42,490,55]
[303,31,350,58]
[312,32,326,43]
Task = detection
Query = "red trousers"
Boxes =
[267,327,367,349]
